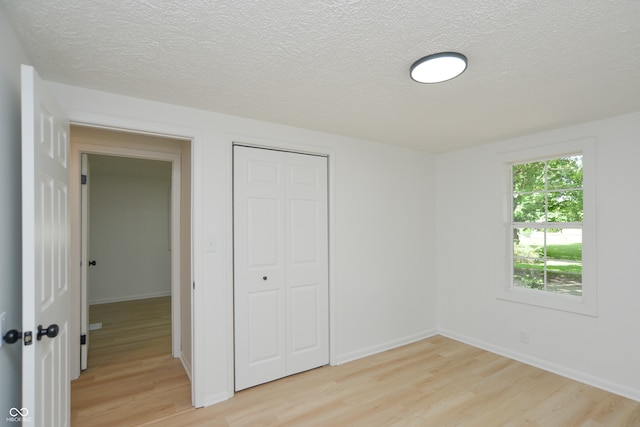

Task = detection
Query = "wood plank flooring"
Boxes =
[151,335,639,427]
[72,298,640,426]
[71,297,192,426]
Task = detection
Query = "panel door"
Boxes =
[284,152,329,375]
[21,64,71,427]
[234,146,287,391]
[234,146,328,391]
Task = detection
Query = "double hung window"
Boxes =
[511,156,583,295]
[496,139,596,316]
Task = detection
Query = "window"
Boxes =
[495,139,597,316]
[511,156,583,295]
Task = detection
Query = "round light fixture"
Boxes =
[410,52,468,84]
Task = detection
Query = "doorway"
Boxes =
[68,126,193,418]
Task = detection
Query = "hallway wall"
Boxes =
[88,156,172,304]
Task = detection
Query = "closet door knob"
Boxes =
[37,324,59,341]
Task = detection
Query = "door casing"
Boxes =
[69,128,189,396]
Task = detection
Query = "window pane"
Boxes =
[547,156,583,190]
[514,228,544,258]
[548,190,583,222]
[513,192,545,222]
[514,259,544,290]
[546,229,582,261]
[546,229,582,295]
[547,263,582,296]
[513,161,545,192]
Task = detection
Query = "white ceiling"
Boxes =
[4,1,640,153]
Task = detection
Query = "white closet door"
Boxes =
[234,146,328,391]
[284,152,328,376]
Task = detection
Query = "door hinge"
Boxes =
[193,281,195,290]
[80,334,86,345]
[81,174,87,185]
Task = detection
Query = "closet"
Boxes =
[233,145,329,391]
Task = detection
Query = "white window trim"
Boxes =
[494,138,597,316]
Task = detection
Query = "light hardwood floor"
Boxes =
[72,298,640,426]
[71,297,192,426]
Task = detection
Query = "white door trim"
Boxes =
[71,140,181,352]
[67,127,199,406]
[54,110,203,406]
[227,137,337,400]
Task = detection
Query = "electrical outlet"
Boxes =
[519,330,530,344]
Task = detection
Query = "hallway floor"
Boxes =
[71,297,191,426]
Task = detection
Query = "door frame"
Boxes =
[66,118,199,406]
[228,138,337,396]
[71,137,182,354]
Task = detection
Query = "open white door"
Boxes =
[80,153,90,370]
[21,64,71,426]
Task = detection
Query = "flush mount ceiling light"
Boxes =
[410,52,468,84]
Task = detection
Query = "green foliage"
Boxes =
[514,261,582,274]
[512,156,583,224]
[546,243,581,261]
[511,156,584,294]
[514,269,544,290]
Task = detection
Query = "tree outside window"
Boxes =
[511,155,583,296]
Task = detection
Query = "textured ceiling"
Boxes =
[3,0,640,153]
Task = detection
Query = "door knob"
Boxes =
[88,260,97,266]
[37,324,59,341]
[3,329,33,345]
[3,329,22,344]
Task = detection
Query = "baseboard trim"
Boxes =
[438,329,640,403]
[336,329,438,365]
[179,351,192,382]
[89,291,171,305]
[201,391,232,408]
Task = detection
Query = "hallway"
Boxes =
[71,297,191,426]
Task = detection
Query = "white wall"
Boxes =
[436,111,640,401]
[0,6,30,418]
[88,162,172,304]
[49,82,438,406]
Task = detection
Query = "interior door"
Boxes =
[21,64,71,426]
[284,151,329,376]
[80,153,90,370]
[234,147,287,390]
[234,145,328,391]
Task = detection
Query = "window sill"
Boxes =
[496,285,598,317]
